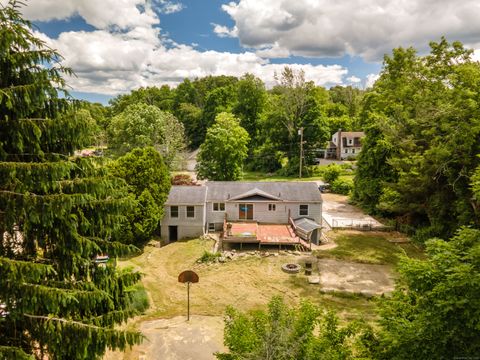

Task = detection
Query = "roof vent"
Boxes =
[278,193,281,197]
[227,193,230,199]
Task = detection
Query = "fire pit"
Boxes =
[281,263,301,274]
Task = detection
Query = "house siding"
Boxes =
[162,182,323,243]
[210,202,322,224]
[160,204,205,240]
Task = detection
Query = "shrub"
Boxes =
[127,283,150,313]
[198,250,221,263]
[322,163,342,183]
[331,178,353,195]
[171,173,197,186]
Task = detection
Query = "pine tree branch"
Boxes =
[23,313,112,330]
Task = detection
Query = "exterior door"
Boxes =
[169,226,178,242]
[239,203,253,220]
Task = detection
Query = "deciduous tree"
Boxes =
[376,227,480,359]
[196,112,249,181]
[107,103,186,168]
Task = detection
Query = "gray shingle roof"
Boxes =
[206,181,322,203]
[165,186,207,205]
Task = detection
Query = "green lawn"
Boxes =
[241,170,324,182]
[316,232,424,265]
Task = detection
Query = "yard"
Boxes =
[106,231,423,359]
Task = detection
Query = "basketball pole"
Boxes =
[187,281,190,321]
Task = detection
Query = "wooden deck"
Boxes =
[223,222,310,249]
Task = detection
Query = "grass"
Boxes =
[241,170,324,182]
[119,237,377,322]
[317,231,424,265]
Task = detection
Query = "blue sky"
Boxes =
[21,0,480,104]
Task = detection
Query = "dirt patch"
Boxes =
[317,258,394,295]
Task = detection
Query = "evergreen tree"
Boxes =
[0,2,143,358]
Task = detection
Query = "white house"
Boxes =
[160,181,323,248]
[326,130,365,160]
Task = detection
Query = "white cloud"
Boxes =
[219,0,480,61]
[365,73,380,88]
[158,1,184,14]
[472,49,480,62]
[18,0,348,95]
[21,0,159,30]
[347,76,361,83]
[212,23,238,38]
[38,27,347,95]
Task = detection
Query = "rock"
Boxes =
[272,253,279,257]
[308,276,320,284]
[279,251,287,256]
[360,290,375,298]
[218,257,226,263]
[263,252,270,257]
[225,253,234,260]
[293,251,302,256]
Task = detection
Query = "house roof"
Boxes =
[206,181,322,203]
[340,131,365,138]
[165,186,207,205]
[229,188,282,201]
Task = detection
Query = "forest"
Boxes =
[78,37,480,244]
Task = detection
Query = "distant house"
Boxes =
[160,181,323,249]
[326,130,365,160]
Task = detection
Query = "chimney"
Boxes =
[336,128,342,160]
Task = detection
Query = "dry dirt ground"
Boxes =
[322,193,385,229]
[318,258,394,295]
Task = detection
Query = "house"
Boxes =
[326,130,365,160]
[160,181,323,248]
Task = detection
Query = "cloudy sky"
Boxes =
[13,0,480,103]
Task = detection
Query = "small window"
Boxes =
[299,204,309,216]
[348,138,353,145]
[268,204,276,211]
[213,203,225,211]
[186,206,195,218]
[352,148,355,154]
[344,148,348,153]
[170,206,178,218]
[208,223,215,231]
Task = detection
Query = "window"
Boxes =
[344,148,348,153]
[268,204,276,211]
[208,223,215,231]
[299,204,309,216]
[352,148,355,154]
[213,202,225,211]
[186,206,195,218]
[170,206,178,218]
[348,138,353,145]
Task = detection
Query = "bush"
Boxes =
[171,173,197,186]
[331,178,353,195]
[127,283,150,313]
[322,163,342,183]
[198,250,221,263]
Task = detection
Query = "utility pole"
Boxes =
[298,127,304,178]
